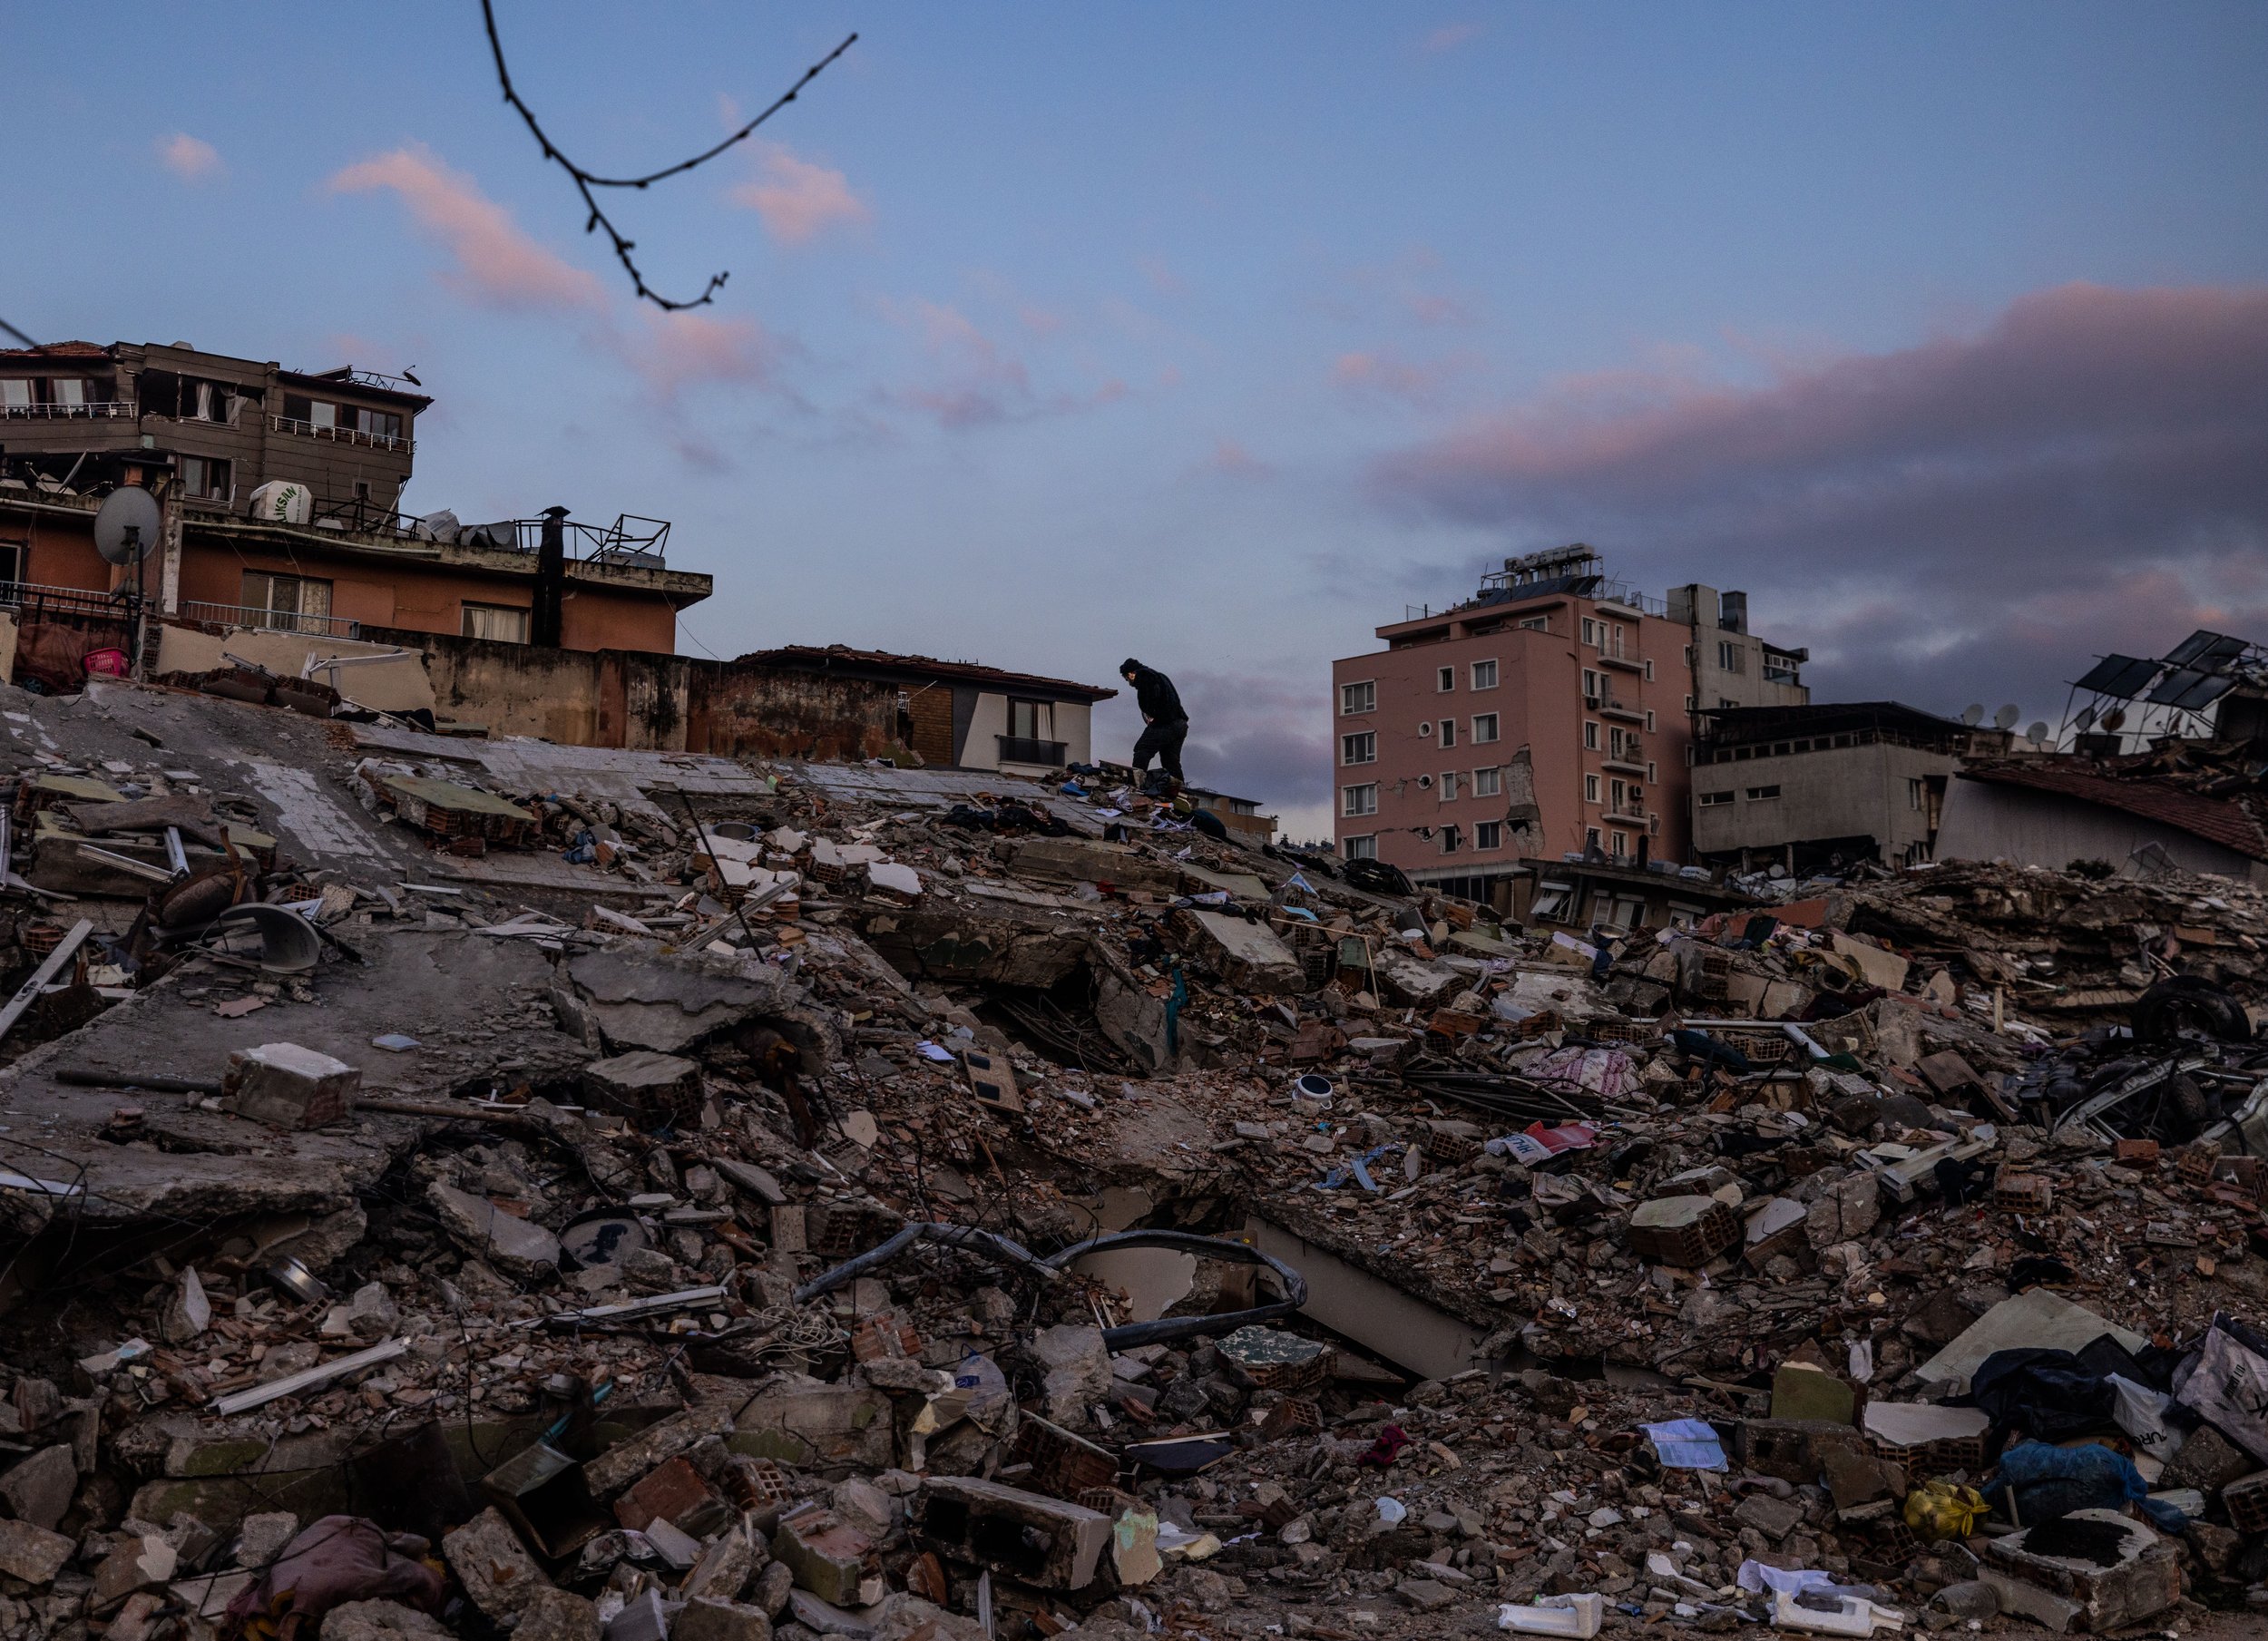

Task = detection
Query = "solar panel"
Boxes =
[2075,654,2161,699]
[2173,673,2236,711]
[2161,630,2245,669]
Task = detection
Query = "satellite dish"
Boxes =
[2073,706,2097,732]
[2102,708,2126,732]
[1993,704,2020,730]
[2027,720,2049,745]
[93,486,161,565]
[1960,703,1984,727]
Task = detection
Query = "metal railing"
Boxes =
[0,579,138,620]
[180,600,361,640]
[269,414,414,454]
[1604,737,1647,767]
[1,401,137,420]
[997,735,1067,767]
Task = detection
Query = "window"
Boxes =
[186,379,233,423]
[1610,777,1627,808]
[463,602,531,643]
[1008,699,1048,740]
[1475,820,1502,850]
[242,571,332,631]
[1745,785,1782,801]
[1419,720,1434,737]
[1437,666,1455,692]
[350,406,405,442]
[1719,698,1738,708]
[1341,731,1376,766]
[0,380,28,409]
[281,393,338,430]
[1471,659,1498,689]
[1342,784,1378,817]
[1699,790,1735,806]
[1684,645,1694,667]
[1343,835,1377,861]
[1439,718,1457,748]
[178,455,231,499]
[1647,761,1657,783]
[1471,713,1499,744]
[1473,767,1501,797]
[1580,618,1600,647]
[1583,720,1599,751]
[1340,680,1375,715]
[1439,772,1458,801]
[1685,695,1696,712]
[1608,828,1629,858]
[1517,614,1548,631]
[1584,774,1599,803]
[1581,668,1601,701]
[1439,825,1461,855]
[1717,640,1746,675]
[1909,778,1926,811]
[51,377,86,407]
[1643,659,1654,680]
[1531,882,1573,920]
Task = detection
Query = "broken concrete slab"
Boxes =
[913,1476,1110,1591]
[1184,910,1305,994]
[732,1381,894,1470]
[444,1505,553,1620]
[0,1442,77,1530]
[579,1050,703,1128]
[0,1518,73,1585]
[426,1181,562,1280]
[1007,836,1182,894]
[1914,1289,2150,1397]
[222,1041,362,1129]
[1980,1508,2180,1633]
[772,1501,881,1608]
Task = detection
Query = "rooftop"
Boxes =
[1959,757,2268,863]
[740,644,1119,702]
[1696,700,1978,747]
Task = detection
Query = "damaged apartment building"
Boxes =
[1330,545,1808,909]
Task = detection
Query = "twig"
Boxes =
[479,1,857,310]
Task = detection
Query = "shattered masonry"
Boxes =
[0,676,2266,1639]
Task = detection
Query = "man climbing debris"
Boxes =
[1120,656,1188,792]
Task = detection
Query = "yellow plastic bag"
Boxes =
[1904,1478,1988,1540]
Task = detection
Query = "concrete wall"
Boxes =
[1691,740,1953,864]
[1672,581,1809,714]
[1935,777,2267,883]
[154,622,435,714]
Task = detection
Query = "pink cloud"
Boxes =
[1139,256,1188,298]
[622,309,780,398]
[1372,281,2268,714]
[1201,438,1271,478]
[156,132,221,182]
[1418,22,1485,55]
[327,145,604,312]
[1332,349,1466,406]
[729,142,871,246]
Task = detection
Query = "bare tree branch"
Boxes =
[480,1,856,311]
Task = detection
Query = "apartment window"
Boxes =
[1471,713,1499,744]
[179,455,232,499]
[463,602,532,643]
[1341,731,1376,766]
[1719,698,1738,708]
[1717,640,1746,675]
[185,379,234,423]
[1745,785,1781,801]
[0,380,28,409]
[1583,720,1599,751]
[1341,680,1375,715]
[1439,772,1458,802]
[1647,761,1657,783]
[1517,615,1548,631]
[1343,834,1377,860]
[1473,767,1501,798]
[1645,709,1657,732]
[1608,828,1629,858]
[1342,783,1378,817]
[1643,659,1654,680]
[1699,790,1735,806]
[1008,698,1050,740]
[1580,618,1600,647]
[350,405,406,442]
[1684,645,1694,667]
[1471,659,1498,689]
[1439,825,1461,855]
[1685,695,1696,712]
[242,571,332,630]
[1475,820,1502,850]
[1584,774,1599,803]
[1437,666,1455,692]
[1610,777,1627,808]
[1531,881,1574,920]
[1909,778,1926,811]
[51,377,86,407]
[281,393,337,429]
[1581,668,1600,702]
[1439,718,1457,748]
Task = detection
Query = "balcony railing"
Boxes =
[0,580,139,620]
[1598,637,1643,669]
[997,735,1067,767]
[269,414,414,454]
[1599,697,1645,721]
[180,600,361,640]
[1,401,136,420]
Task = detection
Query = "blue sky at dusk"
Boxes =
[8,4,2267,835]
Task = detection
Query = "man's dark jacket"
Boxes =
[1123,661,1186,724]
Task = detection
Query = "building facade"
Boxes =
[0,338,709,656]
[739,647,1117,775]
[1689,702,2001,874]
[1330,546,1809,897]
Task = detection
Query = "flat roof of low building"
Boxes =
[740,645,1119,702]
[1696,700,1974,747]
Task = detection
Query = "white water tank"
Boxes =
[247,480,311,525]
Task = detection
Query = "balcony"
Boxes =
[997,735,1067,767]
[1608,801,1650,823]
[1603,737,1647,775]
[1599,697,1645,723]
[180,600,361,640]
[1597,637,1644,672]
[269,413,414,454]
[1,400,136,421]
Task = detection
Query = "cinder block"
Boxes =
[913,1475,1111,1591]
[222,1043,360,1129]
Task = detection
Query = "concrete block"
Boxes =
[772,1501,880,1609]
[1030,1324,1112,1427]
[0,1518,73,1585]
[0,1443,78,1530]
[443,1505,552,1620]
[320,1599,452,1641]
[222,1042,360,1129]
[914,1475,1110,1591]
[514,1587,602,1641]
[1980,1508,2179,1634]
[426,1181,562,1281]
[1804,1172,1881,1249]
[1007,837,1181,894]
[92,1534,178,1614]
[236,1511,301,1569]
[583,1402,736,1499]
[682,1522,766,1604]
[580,1050,703,1127]
[732,1381,893,1469]
[675,1597,775,1641]
[1186,910,1305,994]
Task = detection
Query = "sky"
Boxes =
[8,3,2267,839]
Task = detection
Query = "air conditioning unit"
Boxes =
[1583,696,1603,711]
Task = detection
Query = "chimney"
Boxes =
[533,505,568,648]
[1717,590,1748,635]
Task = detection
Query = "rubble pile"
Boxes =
[0,680,2265,1639]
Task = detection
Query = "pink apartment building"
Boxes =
[1331,546,1808,904]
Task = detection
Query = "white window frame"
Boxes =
[1583,720,1599,751]
[1340,679,1376,715]
[1436,666,1455,692]
[1584,773,1600,803]
[1470,659,1498,690]
[1343,834,1377,860]
[1517,614,1548,631]
[1531,881,1574,921]
[1645,709,1656,731]
[1471,713,1499,744]
[1473,767,1501,798]
[1341,731,1376,766]
[1699,790,1735,806]
[1745,785,1781,801]
[1475,820,1502,850]
[1439,771,1458,802]
[1342,783,1379,817]
[1439,718,1457,749]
